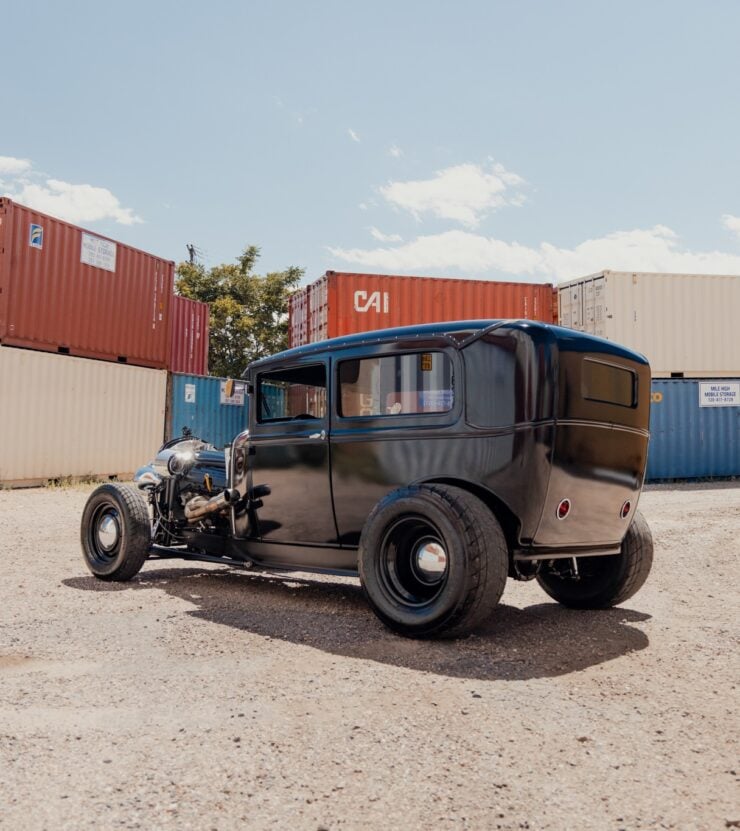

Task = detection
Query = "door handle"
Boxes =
[309,430,327,440]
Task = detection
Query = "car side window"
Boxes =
[257,364,327,422]
[338,352,454,418]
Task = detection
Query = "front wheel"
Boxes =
[80,483,151,581]
[359,484,509,639]
[536,510,653,609]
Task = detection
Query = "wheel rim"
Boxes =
[97,514,119,551]
[87,503,122,565]
[379,516,449,607]
[414,539,448,581]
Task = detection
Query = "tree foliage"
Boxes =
[175,246,303,378]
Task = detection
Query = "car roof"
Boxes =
[246,317,649,374]
[247,319,507,371]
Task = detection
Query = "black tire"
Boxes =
[536,510,653,609]
[358,484,509,639]
[80,483,151,581]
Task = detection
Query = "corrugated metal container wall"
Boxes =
[0,198,174,368]
[167,374,286,448]
[168,374,248,449]
[289,272,556,347]
[558,271,740,377]
[0,346,166,486]
[169,295,209,375]
[646,379,740,480]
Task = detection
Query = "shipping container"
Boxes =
[166,373,286,448]
[0,346,166,486]
[169,294,209,375]
[558,271,740,377]
[646,378,740,480]
[289,271,556,347]
[167,373,248,449]
[0,198,174,368]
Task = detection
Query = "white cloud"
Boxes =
[389,144,402,158]
[348,128,361,143]
[328,224,740,282]
[358,202,369,211]
[379,161,525,228]
[1,159,142,225]
[0,156,32,176]
[722,214,740,237]
[369,226,403,243]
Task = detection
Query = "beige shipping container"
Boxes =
[558,271,740,377]
[0,346,166,486]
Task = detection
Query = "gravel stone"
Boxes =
[0,482,737,829]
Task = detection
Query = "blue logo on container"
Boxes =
[29,223,43,249]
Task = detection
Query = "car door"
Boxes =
[330,346,462,545]
[247,358,338,544]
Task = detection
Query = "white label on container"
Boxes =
[220,381,245,406]
[80,232,117,272]
[184,383,196,403]
[699,381,739,407]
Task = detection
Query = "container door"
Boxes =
[0,199,13,338]
[582,276,607,336]
[592,276,607,338]
[559,287,573,328]
[568,283,584,330]
[583,280,596,334]
[247,360,338,544]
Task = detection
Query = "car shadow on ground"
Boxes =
[63,566,651,682]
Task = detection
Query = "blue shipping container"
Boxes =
[646,379,740,480]
[167,374,286,449]
[167,373,248,449]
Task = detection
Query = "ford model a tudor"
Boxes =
[81,320,654,638]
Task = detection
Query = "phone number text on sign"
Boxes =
[699,382,739,407]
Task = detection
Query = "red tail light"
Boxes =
[620,500,631,519]
[556,499,571,520]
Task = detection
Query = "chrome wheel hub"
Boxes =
[414,540,447,579]
[97,513,119,551]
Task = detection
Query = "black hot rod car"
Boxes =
[81,319,654,638]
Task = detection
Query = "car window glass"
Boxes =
[339,352,453,417]
[582,358,636,408]
[257,364,326,422]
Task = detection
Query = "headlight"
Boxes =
[167,450,195,476]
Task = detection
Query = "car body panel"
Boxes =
[239,319,649,566]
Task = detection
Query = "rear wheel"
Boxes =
[536,510,653,608]
[359,484,509,639]
[80,484,151,581]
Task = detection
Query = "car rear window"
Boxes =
[582,358,636,408]
[338,352,454,418]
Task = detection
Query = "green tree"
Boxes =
[175,246,304,378]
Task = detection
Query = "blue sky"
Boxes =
[2,0,740,284]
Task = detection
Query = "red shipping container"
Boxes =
[289,271,557,347]
[0,198,174,368]
[169,294,209,375]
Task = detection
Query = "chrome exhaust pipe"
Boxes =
[185,488,240,522]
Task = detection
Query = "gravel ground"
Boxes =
[0,483,738,830]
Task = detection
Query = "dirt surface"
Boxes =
[0,483,738,830]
